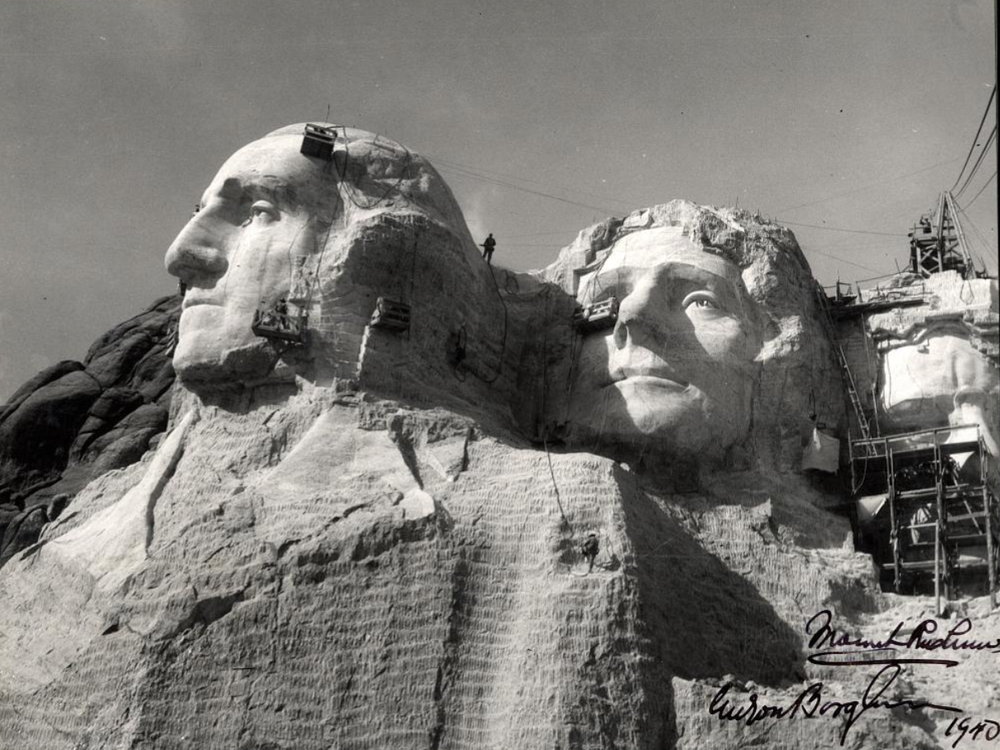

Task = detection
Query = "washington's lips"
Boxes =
[181,296,221,310]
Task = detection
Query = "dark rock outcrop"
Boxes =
[0,494,69,567]
[0,296,180,561]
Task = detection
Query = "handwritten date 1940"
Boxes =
[946,717,1000,748]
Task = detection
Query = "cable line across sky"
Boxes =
[429,153,940,241]
[954,126,997,200]
[951,85,997,193]
[420,121,991,283]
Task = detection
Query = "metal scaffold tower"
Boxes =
[826,188,999,611]
[908,191,978,279]
[851,425,999,612]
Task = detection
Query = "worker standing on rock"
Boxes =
[581,533,599,573]
[481,233,496,265]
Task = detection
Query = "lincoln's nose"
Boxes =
[165,214,229,285]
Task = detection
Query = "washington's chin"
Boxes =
[173,307,279,386]
[172,338,279,388]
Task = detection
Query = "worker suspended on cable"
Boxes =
[581,533,599,573]
[481,233,496,265]
[274,297,290,328]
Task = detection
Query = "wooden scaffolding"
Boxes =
[851,425,999,612]
[908,191,977,279]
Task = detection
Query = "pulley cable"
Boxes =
[542,436,574,536]
[962,168,996,210]
[955,126,997,200]
[951,85,997,192]
[458,263,509,385]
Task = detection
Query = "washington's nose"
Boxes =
[164,215,229,285]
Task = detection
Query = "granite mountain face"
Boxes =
[0,124,996,749]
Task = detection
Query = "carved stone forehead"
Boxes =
[602,226,744,286]
[216,133,311,175]
[204,134,335,210]
[255,122,471,233]
[614,204,747,266]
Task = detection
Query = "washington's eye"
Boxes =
[682,291,720,310]
[248,200,279,223]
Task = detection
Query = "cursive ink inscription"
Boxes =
[805,609,1000,667]
[709,664,962,745]
[946,716,1000,747]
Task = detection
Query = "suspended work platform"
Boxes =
[824,279,927,320]
[252,305,307,344]
[572,297,619,333]
[851,424,999,611]
[370,297,411,332]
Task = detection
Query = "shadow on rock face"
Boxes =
[616,465,804,686]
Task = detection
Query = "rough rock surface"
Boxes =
[0,392,888,749]
[0,125,996,749]
[0,280,982,749]
[0,295,179,558]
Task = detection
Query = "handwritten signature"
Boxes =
[709,664,961,745]
[805,609,1000,667]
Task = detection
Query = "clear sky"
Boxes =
[0,0,996,402]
